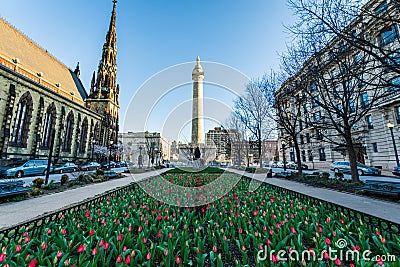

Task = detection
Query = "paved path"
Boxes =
[227,168,400,224]
[0,169,168,230]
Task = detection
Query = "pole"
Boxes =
[389,127,400,166]
[282,143,287,172]
[45,128,56,185]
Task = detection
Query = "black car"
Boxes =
[101,161,116,169]
[392,166,400,176]
[80,162,101,171]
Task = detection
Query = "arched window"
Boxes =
[79,118,88,153]
[11,92,33,147]
[63,111,74,151]
[41,103,56,149]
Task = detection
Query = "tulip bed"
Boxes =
[0,170,399,267]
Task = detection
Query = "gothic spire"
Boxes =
[95,0,118,95]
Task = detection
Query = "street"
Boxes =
[1,167,129,186]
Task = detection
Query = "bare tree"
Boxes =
[269,70,308,175]
[234,79,276,167]
[225,112,248,167]
[281,0,400,181]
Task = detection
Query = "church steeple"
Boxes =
[94,0,118,96]
[86,0,120,147]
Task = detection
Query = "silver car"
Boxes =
[330,161,381,176]
[0,159,52,178]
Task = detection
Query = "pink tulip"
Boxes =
[325,238,331,245]
[28,259,37,267]
[56,251,63,258]
[15,245,21,253]
[176,256,181,264]
[335,258,341,266]
[104,242,109,250]
[116,255,122,263]
[0,254,6,262]
[290,227,296,234]
[146,252,151,260]
[77,244,86,253]
[125,255,131,264]
[92,247,98,256]
[41,242,48,250]
[164,249,168,256]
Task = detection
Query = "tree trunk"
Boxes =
[293,138,302,176]
[345,130,359,182]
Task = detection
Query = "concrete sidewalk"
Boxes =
[0,169,168,230]
[227,168,400,224]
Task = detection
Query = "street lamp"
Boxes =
[281,140,287,172]
[108,140,114,168]
[91,139,96,162]
[387,123,399,166]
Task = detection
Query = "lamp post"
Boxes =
[91,139,96,162]
[108,140,114,168]
[281,140,287,172]
[388,123,399,166]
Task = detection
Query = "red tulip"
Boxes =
[380,237,386,244]
[325,238,331,245]
[47,229,52,235]
[61,229,67,235]
[376,257,384,266]
[318,227,323,233]
[212,245,217,253]
[89,229,95,236]
[41,242,48,250]
[116,255,122,263]
[271,254,279,262]
[99,239,104,246]
[143,237,147,243]
[0,254,6,262]
[28,259,37,267]
[157,231,162,238]
[323,251,329,260]
[176,256,181,264]
[15,245,21,253]
[290,227,296,234]
[169,232,173,239]
[125,255,131,264]
[335,258,341,266]
[118,234,123,241]
[104,242,110,250]
[157,215,162,220]
[77,244,86,253]
[24,236,30,243]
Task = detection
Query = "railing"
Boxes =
[0,173,399,244]
[0,53,86,106]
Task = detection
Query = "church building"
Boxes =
[0,1,120,163]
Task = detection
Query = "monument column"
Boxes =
[191,56,205,145]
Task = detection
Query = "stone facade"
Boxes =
[0,1,120,164]
[275,0,400,171]
[191,56,205,145]
[118,132,171,166]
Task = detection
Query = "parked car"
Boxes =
[80,162,101,171]
[101,161,116,169]
[392,165,400,176]
[330,161,381,176]
[52,162,78,173]
[270,161,278,168]
[294,162,309,170]
[0,159,52,178]
[286,161,296,169]
[116,161,128,167]
[276,161,285,168]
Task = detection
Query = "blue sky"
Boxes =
[1,0,295,141]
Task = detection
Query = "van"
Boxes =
[0,159,52,178]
